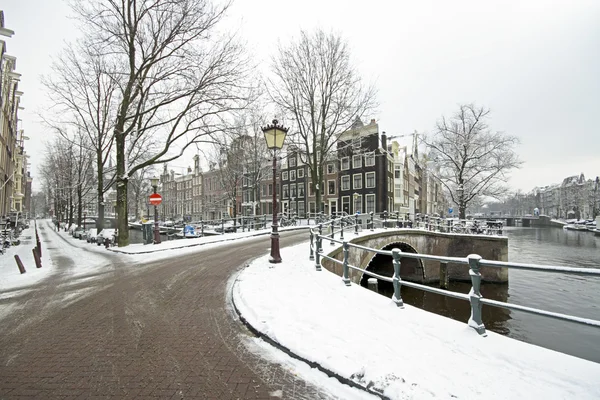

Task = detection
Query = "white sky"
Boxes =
[2,0,599,192]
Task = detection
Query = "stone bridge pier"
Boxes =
[322,230,509,285]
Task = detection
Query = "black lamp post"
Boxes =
[150,177,161,244]
[262,119,288,263]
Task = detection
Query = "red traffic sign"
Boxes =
[149,193,162,206]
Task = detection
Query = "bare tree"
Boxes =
[423,104,522,219]
[70,0,254,246]
[42,42,119,232]
[270,29,377,213]
[39,135,93,228]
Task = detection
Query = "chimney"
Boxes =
[370,119,376,124]
[381,131,387,152]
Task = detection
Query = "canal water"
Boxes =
[386,226,600,363]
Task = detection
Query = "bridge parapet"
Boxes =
[322,229,508,284]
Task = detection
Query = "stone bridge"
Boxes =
[322,229,508,288]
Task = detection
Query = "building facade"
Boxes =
[0,11,32,218]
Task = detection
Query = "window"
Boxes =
[282,171,289,181]
[298,201,305,217]
[283,185,289,199]
[327,163,336,174]
[298,168,304,178]
[365,152,375,167]
[341,157,350,170]
[298,183,305,197]
[341,175,350,191]
[290,170,296,181]
[352,155,362,169]
[366,172,375,188]
[309,182,315,196]
[328,180,336,195]
[353,194,362,214]
[394,165,401,179]
[352,137,361,149]
[289,156,296,167]
[342,196,350,214]
[353,174,362,189]
[290,184,297,198]
[309,202,316,214]
[366,194,376,214]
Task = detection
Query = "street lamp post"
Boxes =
[150,177,161,244]
[262,119,289,263]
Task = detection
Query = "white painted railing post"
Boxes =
[330,219,335,245]
[391,249,404,308]
[467,254,486,335]
[309,229,315,261]
[342,241,351,286]
[315,224,323,271]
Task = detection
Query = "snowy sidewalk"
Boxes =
[232,240,600,399]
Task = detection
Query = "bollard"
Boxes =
[201,218,204,237]
[396,213,401,228]
[355,212,359,235]
[32,249,42,268]
[221,218,224,235]
[342,241,351,286]
[439,262,449,289]
[263,214,267,230]
[383,210,388,229]
[15,255,26,274]
[340,219,344,240]
[467,254,486,335]
[367,278,378,292]
[370,211,374,231]
[391,248,404,307]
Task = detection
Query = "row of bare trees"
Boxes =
[37,0,521,245]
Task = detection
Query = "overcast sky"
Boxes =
[2,0,599,192]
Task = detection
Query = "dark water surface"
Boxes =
[384,227,600,363]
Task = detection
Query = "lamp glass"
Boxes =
[150,177,159,187]
[263,127,287,150]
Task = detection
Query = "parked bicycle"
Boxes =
[279,213,298,227]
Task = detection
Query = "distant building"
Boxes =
[337,118,392,215]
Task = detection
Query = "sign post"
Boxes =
[149,192,162,244]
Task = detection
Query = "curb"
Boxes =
[109,226,311,255]
[230,270,389,400]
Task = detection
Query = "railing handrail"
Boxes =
[308,224,600,335]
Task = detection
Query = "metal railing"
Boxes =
[308,216,600,336]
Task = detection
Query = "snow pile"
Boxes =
[233,241,600,399]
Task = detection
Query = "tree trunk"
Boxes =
[77,185,83,227]
[96,151,105,233]
[116,125,129,247]
[459,205,466,220]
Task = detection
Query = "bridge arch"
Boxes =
[360,242,425,290]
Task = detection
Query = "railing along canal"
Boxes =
[308,215,600,336]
